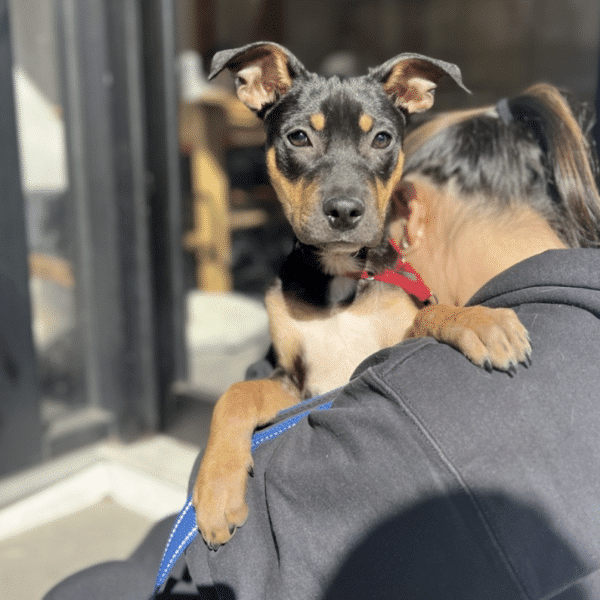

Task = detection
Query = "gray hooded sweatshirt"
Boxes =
[185,248,600,599]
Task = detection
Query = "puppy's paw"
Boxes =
[193,448,253,550]
[410,304,532,373]
[450,306,532,373]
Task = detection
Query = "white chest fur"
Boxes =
[266,280,419,397]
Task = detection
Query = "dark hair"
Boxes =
[403,83,600,247]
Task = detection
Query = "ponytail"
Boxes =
[507,83,600,247]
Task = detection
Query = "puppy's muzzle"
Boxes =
[322,197,365,231]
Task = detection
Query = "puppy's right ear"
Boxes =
[209,42,309,116]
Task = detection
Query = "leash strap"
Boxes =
[358,239,434,303]
[153,397,333,594]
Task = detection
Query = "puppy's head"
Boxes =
[210,43,468,255]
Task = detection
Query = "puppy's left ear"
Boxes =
[370,53,470,113]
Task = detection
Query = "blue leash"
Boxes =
[153,397,333,594]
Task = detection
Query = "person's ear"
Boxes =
[390,179,427,250]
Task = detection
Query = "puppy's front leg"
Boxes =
[407,304,532,372]
[193,378,299,549]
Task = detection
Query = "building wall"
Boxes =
[205,0,599,107]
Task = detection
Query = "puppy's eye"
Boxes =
[372,132,392,149]
[288,130,311,147]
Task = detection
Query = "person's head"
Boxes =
[392,83,600,305]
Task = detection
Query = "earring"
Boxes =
[400,227,423,257]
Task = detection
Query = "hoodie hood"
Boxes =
[466,249,600,318]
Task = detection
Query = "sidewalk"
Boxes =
[0,432,204,600]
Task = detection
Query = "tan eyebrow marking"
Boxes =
[310,113,326,131]
[359,113,374,133]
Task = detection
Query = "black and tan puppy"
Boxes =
[193,42,531,548]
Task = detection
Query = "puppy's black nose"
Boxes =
[323,197,365,230]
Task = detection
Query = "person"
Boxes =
[45,82,600,599]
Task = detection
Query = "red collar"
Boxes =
[348,239,435,304]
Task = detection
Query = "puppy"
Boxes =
[193,42,531,549]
